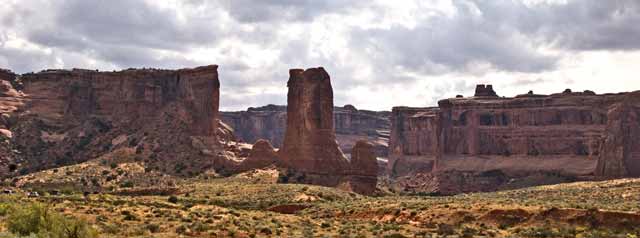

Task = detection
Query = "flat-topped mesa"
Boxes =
[279,67,350,178]
[474,84,498,97]
[4,65,230,176]
[390,86,640,195]
[19,65,220,136]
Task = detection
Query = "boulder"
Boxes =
[236,139,280,172]
[344,140,378,194]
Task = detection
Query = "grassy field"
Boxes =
[1,168,639,237]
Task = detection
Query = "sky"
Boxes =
[1,0,639,111]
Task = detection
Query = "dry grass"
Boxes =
[2,166,640,237]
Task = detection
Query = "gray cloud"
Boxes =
[0,0,639,110]
[220,0,362,23]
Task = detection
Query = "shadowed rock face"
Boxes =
[596,91,640,177]
[220,105,390,157]
[0,66,234,176]
[279,68,350,177]
[390,85,640,195]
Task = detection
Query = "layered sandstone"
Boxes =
[390,86,639,194]
[342,141,379,194]
[0,66,236,177]
[279,68,350,178]
[595,91,640,177]
[278,68,378,193]
[221,105,390,157]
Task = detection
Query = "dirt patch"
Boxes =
[267,204,310,214]
[481,208,532,227]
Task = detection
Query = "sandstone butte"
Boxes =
[389,84,640,195]
[277,67,378,194]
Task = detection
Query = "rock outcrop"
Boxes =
[278,68,378,194]
[221,105,390,157]
[0,66,241,177]
[595,91,640,177]
[235,139,280,173]
[390,85,639,194]
[279,68,350,180]
[341,140,378,194]
[474,84,498,97]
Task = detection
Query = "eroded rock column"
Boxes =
[279,67,350,183]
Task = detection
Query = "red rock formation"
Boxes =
[235,139,280,173]
[220,105,287,146]
[2,65,237,176]
[474,84,498,97]
[390,85,638,194]
[342,140,378,194]
[221,104,390,157]
[279,68,350,181]
[596,91,640,177]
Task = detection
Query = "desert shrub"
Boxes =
[145,223,160,233]
[175,225,188,234]
[168,196,179,203]
[120,181,134,188]
[383,234,407,238]
[7,202,98,238]
[191,221,210,232]
[121,210,137,221]
[0,203,11,216]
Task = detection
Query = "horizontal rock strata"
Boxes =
[390,87,640,194]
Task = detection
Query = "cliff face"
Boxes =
[596,91,640,177]
[220,105,287,147]
[0,66,236,177]
[390,87,640,194]
[221,105,390,157]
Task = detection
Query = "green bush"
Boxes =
[6,202,98,238]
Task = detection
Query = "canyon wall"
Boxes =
[390,85,640,194]
[221,105,390,157]
[0,66,238,177]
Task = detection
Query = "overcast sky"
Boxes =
[1,0,639,111]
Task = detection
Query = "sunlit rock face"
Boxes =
[390,86,640,195]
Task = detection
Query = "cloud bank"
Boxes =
[1,0,639,110]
